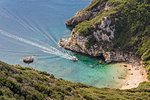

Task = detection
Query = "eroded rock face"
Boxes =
[60,15,141,63]
[66,0,108,27]
[60,0,149,65]
[59,33,103,56]
[93,17,115,42]
[103,51,134,63]
[61,17,121,63]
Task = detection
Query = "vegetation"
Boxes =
[85,36,97,49]
[77,0,107,15]
[0,61,150,100]
[74,0,150,80]
[86,0,104,11]
[0,0,150,99]
[74,9,116,36]
[110,0,150,80]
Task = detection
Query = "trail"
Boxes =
[0,30,73,60]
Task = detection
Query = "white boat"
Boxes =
[72,56,78,61]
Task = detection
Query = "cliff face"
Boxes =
[60,17,134,63]
[59,0,150,67]
[65,0,108,27]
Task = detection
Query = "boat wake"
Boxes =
[0,29,73,60]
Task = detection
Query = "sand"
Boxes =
[119,62,148,89]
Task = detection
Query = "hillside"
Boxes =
[0,0,150,100]
[59,0,150,79]
[0,61,150,100]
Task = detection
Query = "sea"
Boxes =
[0,0,127,88]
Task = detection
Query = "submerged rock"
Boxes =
[23,57,34,64]
[90,65,94,68]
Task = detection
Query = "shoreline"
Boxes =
[119,62,148,89]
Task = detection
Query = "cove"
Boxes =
[0,0,127,88]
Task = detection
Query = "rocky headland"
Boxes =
[59,0,150,88]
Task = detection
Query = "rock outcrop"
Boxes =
[66,0,108,27]
[93,17,115,42]
[59,34,139,63]
[60,0,150,65]
[23,57,34,64]
[60,16,118,63]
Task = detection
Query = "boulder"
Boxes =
[23,57,34,64]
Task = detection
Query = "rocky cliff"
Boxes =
[65,0,108,27]
[60,16,136,63]
[59,0,150,69]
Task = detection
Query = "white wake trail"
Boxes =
[0,30,73,60]
[34,22,58,46]
[1,8,53,45]
[1,8,68,53]
[23,17,58,45]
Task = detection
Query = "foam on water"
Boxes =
[0,0,127,88]
[0,29,73,60]
[1,8,55,45]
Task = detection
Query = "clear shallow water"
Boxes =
[0,0,127,88]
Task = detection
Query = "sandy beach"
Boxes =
[120,62,148,89]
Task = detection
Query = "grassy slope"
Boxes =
[74,0,150,79]
[0,61,150,100]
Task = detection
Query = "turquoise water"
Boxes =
[0,0,127,88]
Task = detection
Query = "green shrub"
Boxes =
[86,0,105,11]
[5,79,21,94]
[85,37,97,49]
[0,1,150,99]
[0,90,3,95]
[0,60,150,99]
[16,77,23,83]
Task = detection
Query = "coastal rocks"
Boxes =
[61,0,145,64]
[22,57,34,64]
[60,16,119,63]
[66,0,108,27]
[89,65,94,68]
[61,13,141,64]
[59,33,104,56]
[93,17,115,42]
[104,51,141,64]
[103,51,126,63]
[66,12,93,27]
[59,32,138,63]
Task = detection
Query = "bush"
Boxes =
[0,90,3,95]
[5,79,21,94]
[16,77,23,83]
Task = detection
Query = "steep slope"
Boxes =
[0,61,150,100]
[59,0,150,79]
